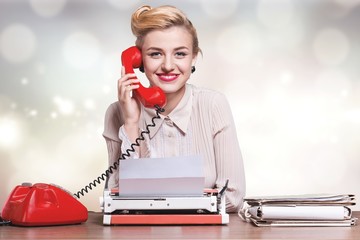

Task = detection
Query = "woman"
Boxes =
[103,5,245,212]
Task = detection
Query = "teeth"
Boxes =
[162,75,175,79]
[159,74,177,81]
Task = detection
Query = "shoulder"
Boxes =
[105,102,122,121]
[189,84,234,127]
[189,84,230,108]
[103,102,123,141]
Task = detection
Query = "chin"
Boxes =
[161,84,186,95]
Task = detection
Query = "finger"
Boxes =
[119,74,137,84]
[120,78,140,89]
[119,81,137,99]
[124,82,140,99]
[118,74,136,91]
[120,66,138,79]
[124,83,140,92]
[125,85,131,92]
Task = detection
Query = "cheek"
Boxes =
[143,58,160,71]
[179,63,192,74]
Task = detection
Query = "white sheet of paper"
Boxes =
[119,155,204,197]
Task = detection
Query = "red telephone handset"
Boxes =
[121,46,166,108]
[1,183,88,226]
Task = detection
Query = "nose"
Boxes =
[162,56,175,72]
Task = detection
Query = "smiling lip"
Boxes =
[157,73,179,82]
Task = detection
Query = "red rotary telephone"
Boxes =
[1,183,88,226]
[121,46,166,108]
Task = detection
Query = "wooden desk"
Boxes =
[1,212,359,239]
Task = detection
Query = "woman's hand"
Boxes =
[117,66,141,140]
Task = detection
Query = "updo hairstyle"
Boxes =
[131,5,201,55]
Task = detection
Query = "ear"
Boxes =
[191,55,198,67]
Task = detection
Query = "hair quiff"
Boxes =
[131,5,201,55]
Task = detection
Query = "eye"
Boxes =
[175,51,187,58]
[149,52,162,58]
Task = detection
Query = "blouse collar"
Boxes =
[142,84,193,139]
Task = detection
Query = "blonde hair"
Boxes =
[131,5,201,55]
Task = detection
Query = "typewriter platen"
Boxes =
[101,181,229,225]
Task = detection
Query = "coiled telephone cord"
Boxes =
[74,105,164,199]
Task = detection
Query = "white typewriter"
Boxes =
[101,156,229,225]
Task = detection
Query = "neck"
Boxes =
[162,85,186,116]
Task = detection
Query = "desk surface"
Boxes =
[1,212,359,240]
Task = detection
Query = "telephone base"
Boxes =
[2,183,88,226]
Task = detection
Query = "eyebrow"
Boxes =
[146,46,189,52]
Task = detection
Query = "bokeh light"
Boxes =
[107,0,142,10]
[53,96,75,115]
[21,77,29,85]
[200,0,239,19]
[313,28,350,66]
[216,23,262,64]
[257,0,294,30]
[63,31,101,69]
[0,117,21,149]
[0,24,37,63]
[30,0,67,18]
[83,98,96,110]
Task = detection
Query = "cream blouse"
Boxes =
[102,84,246,212]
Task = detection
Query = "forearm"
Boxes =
[215,141,246,212]
[124,123,140,143]
[212,95,246,212]
[104,138,122,189]
[119,125,140,159]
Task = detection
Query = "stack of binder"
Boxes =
[239,194,357,226]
